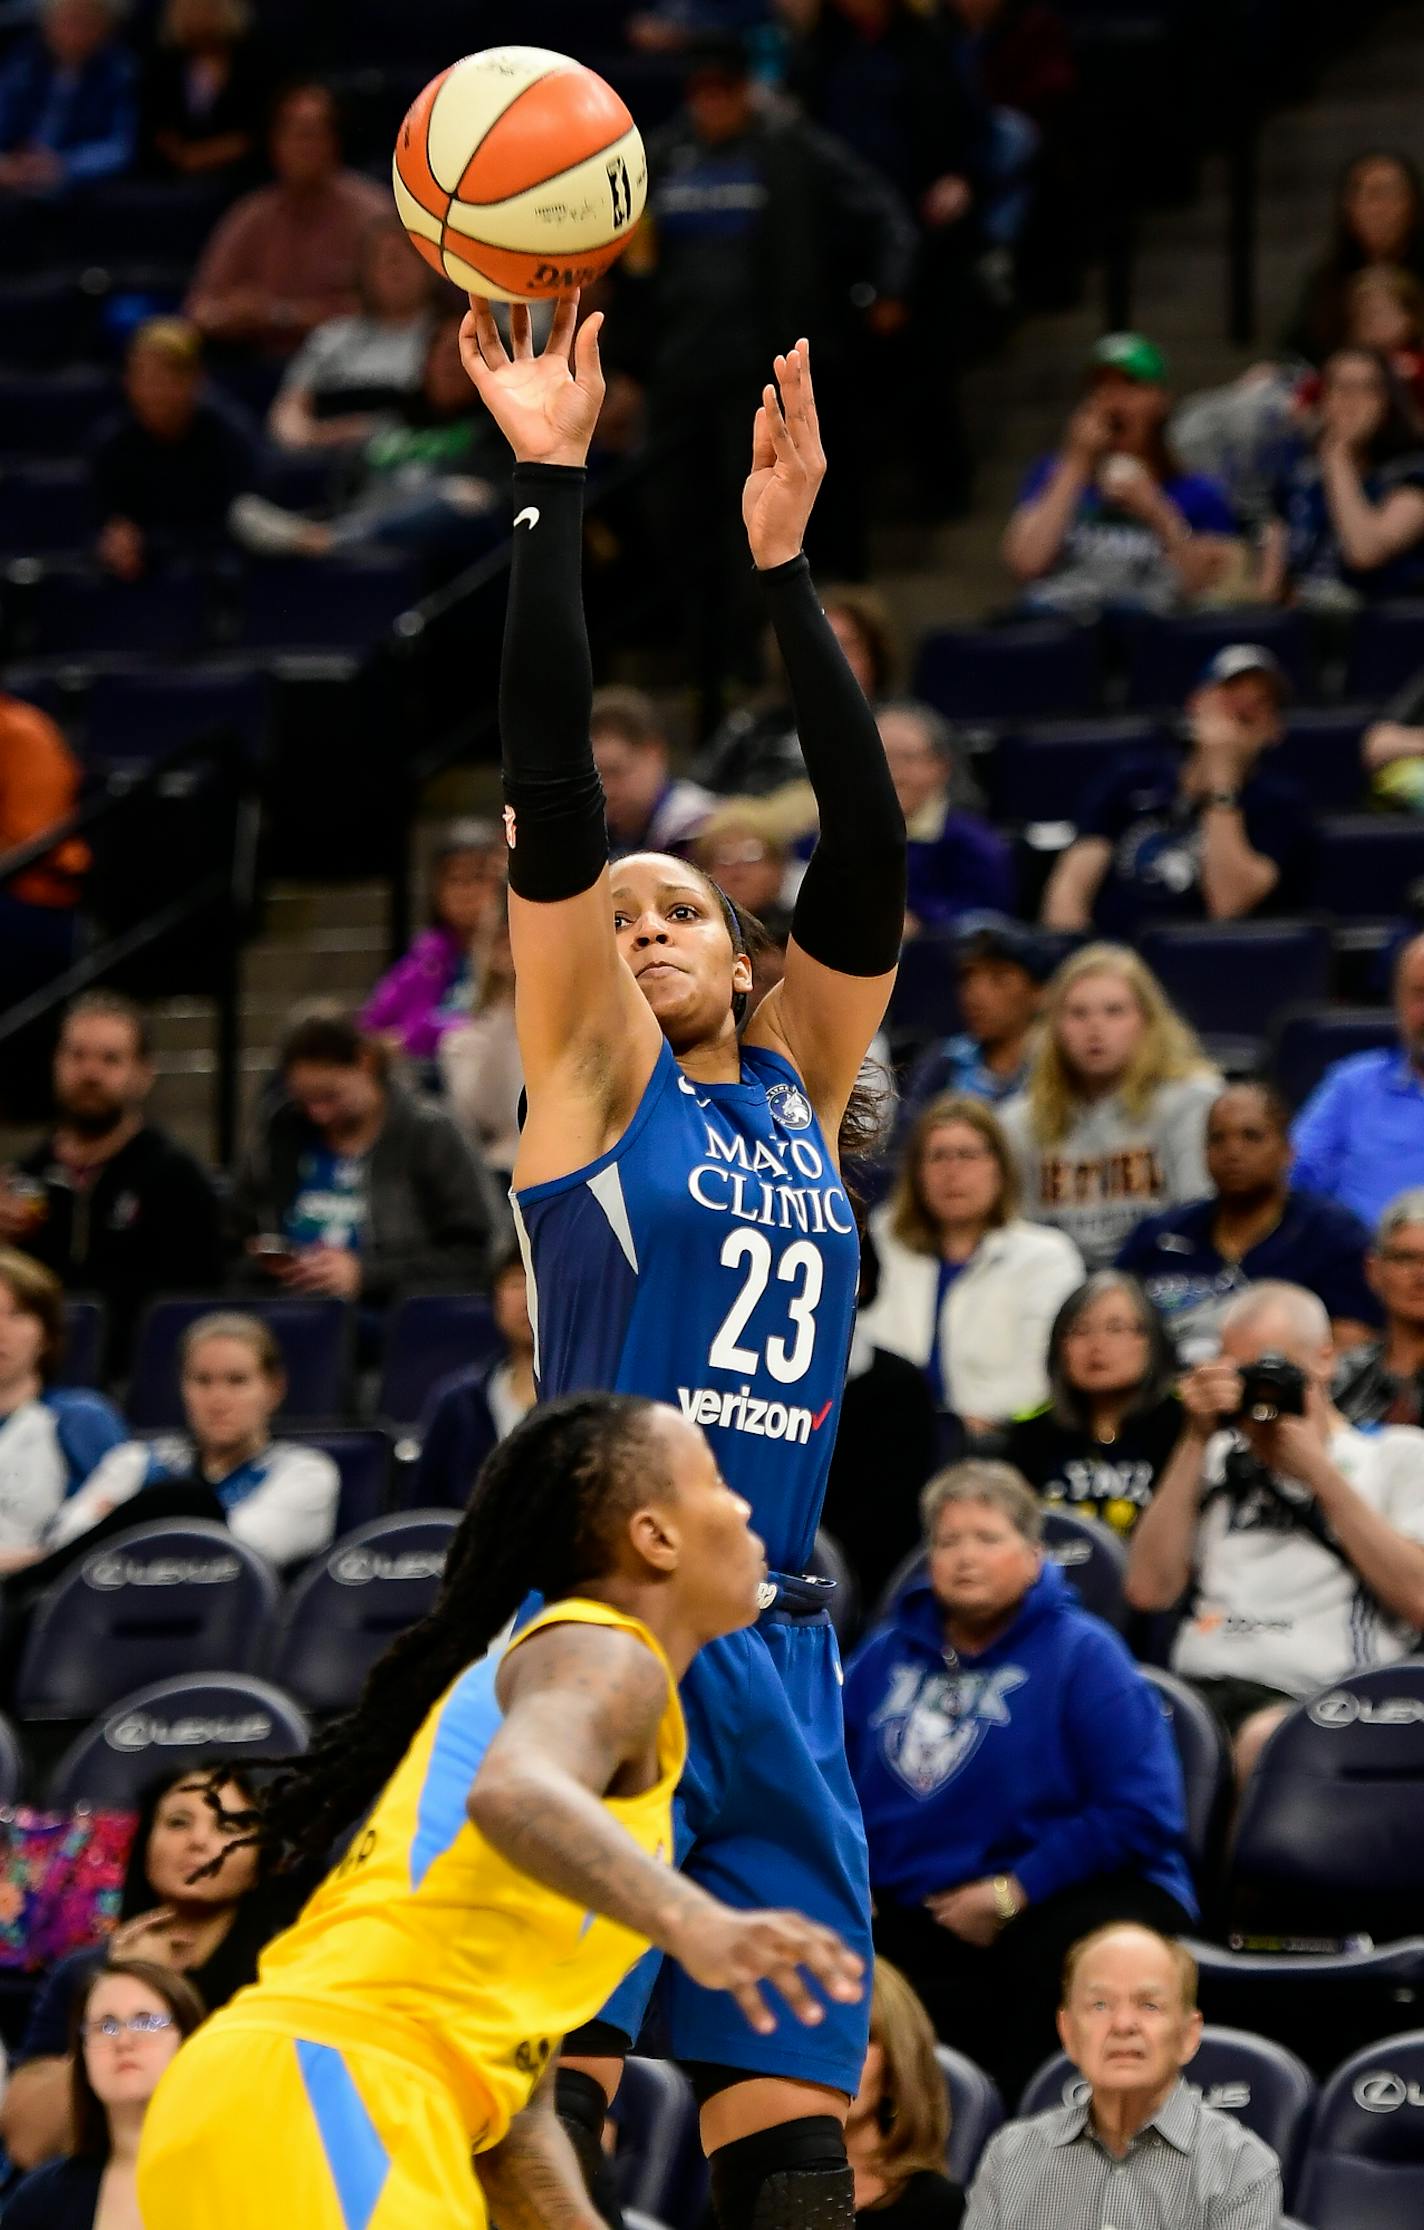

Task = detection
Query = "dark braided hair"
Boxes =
[204,1393,668,1879]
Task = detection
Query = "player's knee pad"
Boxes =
[708,2116,853,2230]
[555,2066,625,2230]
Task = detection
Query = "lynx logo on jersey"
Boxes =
[766,1082,813,1131]
[871,1662,1028,1795]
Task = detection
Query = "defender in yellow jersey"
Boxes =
[137,1393,863,2230]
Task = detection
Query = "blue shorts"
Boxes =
[597,1603,872,2095]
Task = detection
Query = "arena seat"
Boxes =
[83,662,270,770]
[22,563,212,658]
[809,1527,859,1646]
[1189,1938,1424,2081]
[287,1427,393,1538]
[987,716,1163,823]
[914,619,1102,722]
[0,273,96,370]
[376,1293,500,1432]
[56,1296,105,1389]
[1039,1508,1129,1629]
[269,1511,458,1716]
[1314,818,1424,918]
[884,931,961,1048]
[1123,608,1314,710]
[612,2056,706,2230]
[1272,1006,1396,1110]
[127,1295,354,1430]
[231,551,421,653]
[1294,2032,1424,2230]
[0,369,113,460]
[1019,2026,1316,2195]
[1229,1664,1424,1941]
[0,462,93,557]
[1345,603,1424,699]
[47,1672,309,1809]
[936,2044,1005,2184]
[1138,920,1331,1042]
[0,1712,22,1806]
[76,179,235,269]
[1275,709,1371,813]
[1139,1665,1230,1886]
[13,1520,279,1722]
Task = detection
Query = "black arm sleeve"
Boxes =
[760,555,906,976]
[498,461,609,902]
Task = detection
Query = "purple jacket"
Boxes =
[907,807,1016,930]
[360,927,467,1059]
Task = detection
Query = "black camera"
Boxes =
[1234,1351,1308,1425]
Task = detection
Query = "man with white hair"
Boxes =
[1126,1278,1424,1781]
[1336,1189,1424,1428]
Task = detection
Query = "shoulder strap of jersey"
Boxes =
[505,1598,685,1783]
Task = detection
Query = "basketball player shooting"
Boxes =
[461,293,906,2230]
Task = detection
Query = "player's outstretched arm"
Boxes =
[459,295,659,1129]
[739,340,906,1135]
[472,1622,864,2034]
[475,2056,603,2230]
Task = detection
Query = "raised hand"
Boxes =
[459,294,606,469]
[742,338,827,571]
[666,1900,864,2036]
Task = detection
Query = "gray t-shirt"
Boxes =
[279,314,431,417]
[1000,1071,1221,1268]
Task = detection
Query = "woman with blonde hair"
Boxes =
[1000,944,1220,1268]
[846,1960,963,2228]
[859,1094,1083,1430]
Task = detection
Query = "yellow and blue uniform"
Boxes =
[137,1599,684,2230]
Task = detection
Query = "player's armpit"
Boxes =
[475,2053,605,2230]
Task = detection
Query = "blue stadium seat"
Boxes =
[1230,1664,1424,1938]
[268,1512,458,1716]
[83,662,270,770]
[1275,709,1370,813]
[988,717,1163,824]
[1314,818,1424,918]
[885,932,961,1047]
[936,2045,1005,2185]
[377,1293,500,1431]
[1272,1006,1395,1110]
[1345,603,1424,700]
[1139,1665,1230,1888]
[0,370,114,460]
[13,1520,279,1721]
[0,463,93,557]
[1295,2032,1424,2230]
[127,1296,354,1430]
[24,565,212,658]
[46,1673,309,1809]
[1039,1509,1129,1629]
[1189,1937,1424,2081]
[914,619,1102,722]
[231,552,420,653]
[1137,921,1331,1042]
[79,180,234,269]
[809,1528,859,1646]
[1019,2027,1315,2195]
[1123,608,1314,710]
[612,2057,706,2230]
[0,274,95,369]
[0,1713,21,1806]
[287,1428,392,1538]
[56,1297,105,1389]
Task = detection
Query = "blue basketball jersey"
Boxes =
[512,1039,859,1574]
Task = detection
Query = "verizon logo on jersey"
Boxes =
[677,1383,832,1445]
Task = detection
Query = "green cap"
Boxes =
[1089,331,1168,384]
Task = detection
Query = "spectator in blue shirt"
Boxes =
[1004,332,1238,616]
[901,913,1050,1122]
[1041,644,1317,938]
[0,0,137,195]
[845,1459,1194,2102]
[0,1247,123,1575]
[1292,931,1424,1227]
[409,1247,536,1510]
[1259,345,1424,609]
[1117,1080,1379,1356]
[879,703,1016,933]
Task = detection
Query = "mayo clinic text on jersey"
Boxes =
[687,1124,855,1235]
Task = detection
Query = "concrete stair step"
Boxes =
[265,882,388,937]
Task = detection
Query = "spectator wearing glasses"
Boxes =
[861,1096,1083,1431]
[1335,1189,1424,1427]
[1005,1273,1182,1538]
[900,913,1049,1121]
[3,1961,206,2230]
[1117,1080,1378,1356]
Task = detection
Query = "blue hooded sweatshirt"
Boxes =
[843,1562,1196,1916]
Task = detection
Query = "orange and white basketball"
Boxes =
[392,46,647,303]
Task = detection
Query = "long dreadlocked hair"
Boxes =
[208,1393,669,1878]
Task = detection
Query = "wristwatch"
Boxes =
[991,1875,1021,1924]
